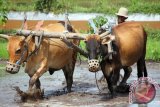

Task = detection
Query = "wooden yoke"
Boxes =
[34,20,44,49]
[16,29,87,40]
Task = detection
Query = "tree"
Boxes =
[34,0,70,14]
[0,0,8,25]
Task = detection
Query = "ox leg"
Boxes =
[35,79,41,89]
[101,62,116,98]
[29,62,47,91]
[117,67,132,93]
[143,61,147,77]
[62,64,75,93]
[137,58,147,78]
[120,66,132,85]
[112,69,120,86]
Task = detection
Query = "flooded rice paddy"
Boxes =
[0,61,160,107]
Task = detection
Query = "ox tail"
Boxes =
[137,27,148,77]
[143,28,147,57]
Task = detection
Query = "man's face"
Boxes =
[117,16,127,24]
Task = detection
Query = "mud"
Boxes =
[0,61,160,107]
[1,20,160,31]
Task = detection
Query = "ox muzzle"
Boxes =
[88,59,100,72]
[6,62,21,74]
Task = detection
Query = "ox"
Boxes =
[84,22,147,98]
[3,22,79,100]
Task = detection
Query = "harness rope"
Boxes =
[26,31,44,61]
[95,72,102,94]
[16,43,28,64]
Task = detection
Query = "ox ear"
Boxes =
[101,35,115,45]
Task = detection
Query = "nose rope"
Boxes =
[16,43,28,65]
[26,31,44,61]
[95,72,102,94]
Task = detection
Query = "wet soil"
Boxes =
[0,61,160,107]
[1,20,160,31]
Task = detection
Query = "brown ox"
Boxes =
[85,22,147,98]
[4,22,79,100]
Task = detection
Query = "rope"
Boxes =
[95,72,102,94]
[76,44,83,66]
[26,31,44,61]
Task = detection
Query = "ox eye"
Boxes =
[15,49,21,54]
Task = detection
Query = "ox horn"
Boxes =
[0,34,9,40]
[99,31,110,39]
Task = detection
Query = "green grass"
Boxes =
[146,37,160,61]
[0,30,14,60]
[5,0,160,14]
[145,28,160,61]
[0,29,16,34]
[7,0,35,11]
[0,39,8,59]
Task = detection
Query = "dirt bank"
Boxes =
[1,20,160,31]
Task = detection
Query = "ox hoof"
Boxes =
[14,87,44,102]
[116,84,130,93]
[111,92,117,98]
[105,92,117,99]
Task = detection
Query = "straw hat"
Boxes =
[115,7,128,18]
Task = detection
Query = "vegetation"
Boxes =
[5,0,160,14]
[145,29,160,61]
[0,39,8,59]
[0,0,8,25]
[146,37,160,61]
[0,30,15,59]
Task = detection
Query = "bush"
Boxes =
[0,0,8,25]
[89,15,108,33]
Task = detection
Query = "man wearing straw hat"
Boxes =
[100,7,129,34]
[116,7,128,24]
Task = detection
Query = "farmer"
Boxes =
[116,7,128,24]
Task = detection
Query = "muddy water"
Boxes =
[0,61,160,107]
